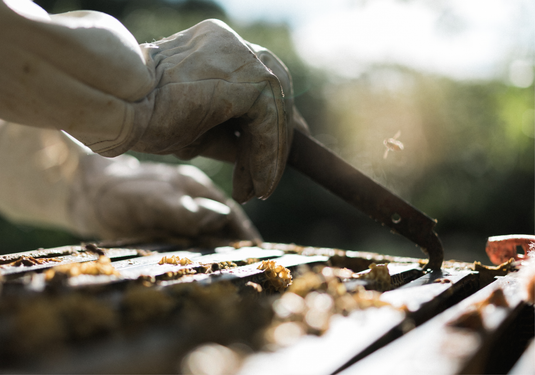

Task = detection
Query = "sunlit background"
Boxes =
[2,0,533,263]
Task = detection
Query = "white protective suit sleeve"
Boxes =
[0,0,306,204]
[0,119,261,242]
[0,0,153,153]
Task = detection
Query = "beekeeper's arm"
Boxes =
[0,0,306,205]
[0,119,260,241]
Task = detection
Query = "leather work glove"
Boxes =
[0,1,306,204]
[129,20,310,204]
[68,156,261,242]
[0,121,260,243]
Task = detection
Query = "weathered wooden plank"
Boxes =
[338,275,530,375]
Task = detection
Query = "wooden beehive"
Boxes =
[0,241,533,374]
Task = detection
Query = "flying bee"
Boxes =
[383,130,404,159]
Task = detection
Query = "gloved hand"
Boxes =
[68,154,261,242]
[0,122,260,243]
[1,3,308,204]
[128,19,310,204]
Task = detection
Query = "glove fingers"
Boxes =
[92,180,170,238]
[167,195,231,237]
[176,165,262,242]
[250,45,310,142]
[251,44,294,106]
[169,79,287,206]
[232,129,255,204]
[193,197,261,242]
[176,165,224,199]
[167,194,261,241]
[90,177,227,238]
[233,81,287,204]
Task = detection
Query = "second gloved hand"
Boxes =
[68,153,261,242]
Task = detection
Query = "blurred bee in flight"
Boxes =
[383,130,404,159]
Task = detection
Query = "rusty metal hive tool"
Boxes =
[287,130,444,270]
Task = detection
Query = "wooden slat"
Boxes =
[337,275,529,375]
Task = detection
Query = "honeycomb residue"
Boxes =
[354,263,391,291]
[158,269,197,281]
[472,258,516,287]
[4,256,61,267]
[264,266,395,347]
[158,255,193,266]
[212,261,237,270]
[44,256,119,280]
[257,260,292,292]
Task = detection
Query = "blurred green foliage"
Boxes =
[2,0,532,263]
